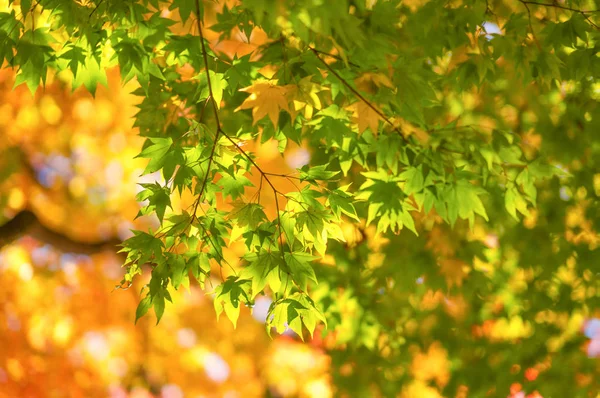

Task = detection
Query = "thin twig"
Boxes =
[218,131,300,256]
[190,0,222,220]
[258,174,263,205]
[219,134,276,192]
[89,0,105,20]
[191,129,219,218]
[263,172,302,180]
[519,1,599,13]
[279,33,373,70]
[276,190,309,211]
[198,95,211,123]
[307,46,410,143]
[284,176,303,192]
[519,0,599,30]
[309,48,363,68]
[195,0,221,126]
[582,15,599,29]
[519,0,542,49]
[193,0,293,286]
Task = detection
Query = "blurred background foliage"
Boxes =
[0,0,599,397]
[0,65,332,397]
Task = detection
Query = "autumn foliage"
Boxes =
[0,0,599,397]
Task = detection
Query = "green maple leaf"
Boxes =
[59,44,86,77]
[120,230,164,266]
[169,0,197,23]
[153,292,166,324]
[267,293,326,339]
[299,164,339,182]
[399,166,424,195]
[284,252,318,291]
[188,253,211,282]
[169,255,188,290]
[230,202,268,229]
[241,250,283,298]
[194,71,228,108]
[135,295,153,324]
[225,55,255,92]
[136,183,172,223]
[327,185,359,221]
[218,170,253,200]
[213,276,251,328]
[136,137,173,174]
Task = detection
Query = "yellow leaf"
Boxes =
[411,342,450,388]
[355,72,394,94]
[401,380,442,398]
[490,316,533,341]
[236,81,296,127]
[393,118,430,143]
[257,64,278,79]
[350,101,380,134]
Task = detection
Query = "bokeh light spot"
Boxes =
[204,352,230,383]
[252,296,272,323]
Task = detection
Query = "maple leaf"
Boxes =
[411,342,450,388]
[355,72,394,94]
[218,170,253,200]
[292,75,328,120]
[438,258,468,288]
[236,80,296,127]
[392,117,430,143]
[349,101,381,134]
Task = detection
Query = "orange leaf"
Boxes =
[438,258,468,288]
[411,341,450,388]
[236,81,296,127]
[350,101,380,134]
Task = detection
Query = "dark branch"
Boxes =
[308,48,363,69]
[307,46,411,143]
[518,0,542,48]
[0,210,122,255]
[519,1,599,13]
[518,0,600,29]
[195,1,221,127]
[0,146,122,255]
[88,0,105,20]
[190,0,221,221]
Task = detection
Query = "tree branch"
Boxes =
[308,47,363,69]
[193,0,291,260]
[0,210,121,255]
[307,46,411,143]
[0,146,123,255]
[519,0,542,47]
[88,0,105,20]
[518,0,599,29]
[195,1,221,127]
[190,1,221,220]
[519,1,599,14]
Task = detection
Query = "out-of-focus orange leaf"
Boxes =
[410,341,450,388]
